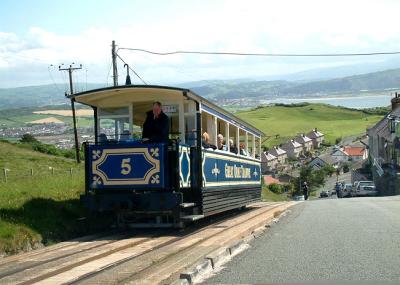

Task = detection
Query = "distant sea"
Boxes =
[260,94,392,109]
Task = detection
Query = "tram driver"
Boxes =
[142,101,170,143]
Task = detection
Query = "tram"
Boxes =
[68,85,264,227]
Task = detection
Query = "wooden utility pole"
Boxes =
[112,40,118,86]
[59,63,82,163]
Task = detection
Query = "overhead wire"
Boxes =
[117,48,400,57]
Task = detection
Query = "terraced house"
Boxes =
[307,128,324,148]
[367,93,400,195]
[294,134,313,153]
[281,139,303,159]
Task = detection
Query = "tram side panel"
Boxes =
[201,150,261,216]
[82,142,183,213]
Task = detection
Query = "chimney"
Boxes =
[391,92,400,110]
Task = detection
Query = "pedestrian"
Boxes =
[335,182,342,198]
[302,181,309,200]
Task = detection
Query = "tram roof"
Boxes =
[67,85,264,136]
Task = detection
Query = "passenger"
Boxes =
[98,133,108,143]
[217,134,227,151]
[229,139,238,154]
[142,101,169,143]
[239,143,249,156]
[202,132,217,150]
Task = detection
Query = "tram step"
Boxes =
[180,202,196,208]
[181,214,204,221]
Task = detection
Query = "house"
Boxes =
[331,148,350,163]
[294,134,313,153]
[269,146,288,164]
[343,146,368,161]
[367,93,400,195]
[308,153,339,170]
[281,139,303,159]
[307,128,325,148]
[261,151,278,173]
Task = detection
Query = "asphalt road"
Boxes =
[203,196,400,284]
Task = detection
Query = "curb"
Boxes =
[176,205,293,284]
[179,259,213,284]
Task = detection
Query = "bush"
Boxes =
[20,134,39,144]
[335,137,342,145]
[267,183,284,194]
[342,163,350,173]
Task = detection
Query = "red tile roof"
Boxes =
[343,146,365,156]
[263,175,281,185]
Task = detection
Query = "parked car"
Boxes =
[353,181,377,197]
[341,183,353,197]
[320,190,330,198]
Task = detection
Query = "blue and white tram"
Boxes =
[68,85,264,227]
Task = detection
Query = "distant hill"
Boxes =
[1,68,400,109]
[0,83,105,110]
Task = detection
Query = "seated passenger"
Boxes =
[217,134,227,151]
[240,143,249,156]
[202,132,217,150]
[98,133,108,143]
[229,139,238,154]
[142,101,169,143]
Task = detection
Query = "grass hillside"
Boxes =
[0,141,96,255]
[237,103,383,147]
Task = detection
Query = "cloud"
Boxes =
[2,0,400,87]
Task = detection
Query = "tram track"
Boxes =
[0,202,292,285]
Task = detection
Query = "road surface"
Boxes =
[203,196,400,284]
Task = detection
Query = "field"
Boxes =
[0,106,93,128]
[0,141,94,255]
[33,109,94,116]
[236,103,383,147]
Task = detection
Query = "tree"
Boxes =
[20,133,39,144]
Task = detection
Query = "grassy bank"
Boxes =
[261,187,290,202]
[0,141,101,255]
[237,103,383,147]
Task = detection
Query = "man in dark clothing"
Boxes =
[302,182,309,200]
[142,102,169,142]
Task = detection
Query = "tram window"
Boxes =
[164,104,179,140]
[99,117,130,141]
[239,129,249,156]
[255,137,261,159]
[248,135,254,157]
[228,124,238,154]
[98,107,130,141]
[185,114,196,146]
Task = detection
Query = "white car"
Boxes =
[353,181,377,197]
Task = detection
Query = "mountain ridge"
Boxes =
[1,68,400,109]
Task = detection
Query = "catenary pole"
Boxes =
[59,63,82,163]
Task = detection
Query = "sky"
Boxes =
[1,0,400,88]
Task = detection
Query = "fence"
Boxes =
[1,167,84,183]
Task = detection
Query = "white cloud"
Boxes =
[2,0,400,87]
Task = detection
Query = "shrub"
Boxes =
[267,183,284,194]
[20,134,39,144]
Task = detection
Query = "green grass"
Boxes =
[261,188,290,202]
[237,103,383,147]
[0,141,104,255]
